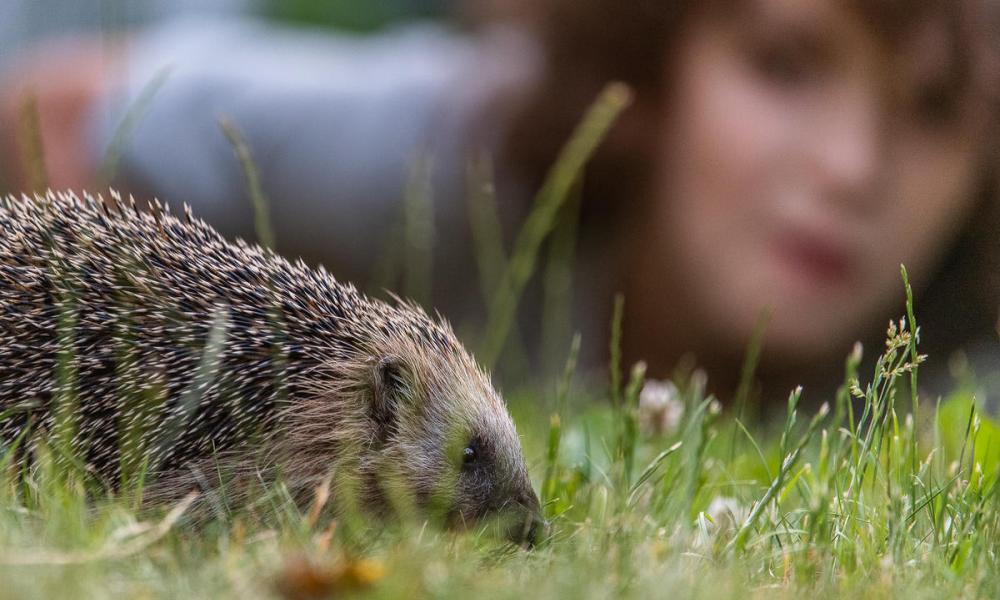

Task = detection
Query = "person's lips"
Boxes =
[772,228,856,288]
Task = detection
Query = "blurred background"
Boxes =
[1,0,998,412]
[0,0,452,45]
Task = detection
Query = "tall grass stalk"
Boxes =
[466,154,507,297]
[479,83,632,369]
[542,334,581,510]
[402,155,435,306]
[541,182,582,373]
[219,118,276,251]
[99,67,173,186]
[17,91,49,192]
[464,155,531,374]
[609,293,625,410]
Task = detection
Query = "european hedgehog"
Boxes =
[0,190,544,544]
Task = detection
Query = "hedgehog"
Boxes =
[0,190,544,545]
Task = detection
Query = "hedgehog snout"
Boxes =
[501,494,548,548]
[493,479,546,547]
[519,512,550,549]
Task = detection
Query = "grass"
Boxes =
[1,297,998,599]
[478,82,632,369]
[4,79,1000,599]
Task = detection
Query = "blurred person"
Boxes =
[508,0,1000,402]
[1,0,998,406]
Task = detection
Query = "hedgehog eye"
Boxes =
[462,445,478,469]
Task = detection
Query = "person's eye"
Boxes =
[912,82,962,129]
[748,36,828,89]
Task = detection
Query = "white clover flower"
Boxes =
[705,496,747,530]
[638,379,684,437]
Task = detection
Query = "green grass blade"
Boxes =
[478,83,632,369]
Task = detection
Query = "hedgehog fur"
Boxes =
[0,190,543,543]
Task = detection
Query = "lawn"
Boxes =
[1,289,997,599]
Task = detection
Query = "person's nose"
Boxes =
[811,89,885,210]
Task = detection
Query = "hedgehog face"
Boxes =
[447,423,547,546]
[365,347,545,547]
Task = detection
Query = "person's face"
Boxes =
[654,0,989,360]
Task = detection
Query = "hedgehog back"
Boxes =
[0,192,400,483]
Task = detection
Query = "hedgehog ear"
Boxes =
[370,355,413,443]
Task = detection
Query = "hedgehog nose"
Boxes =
[520,512,550,549]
